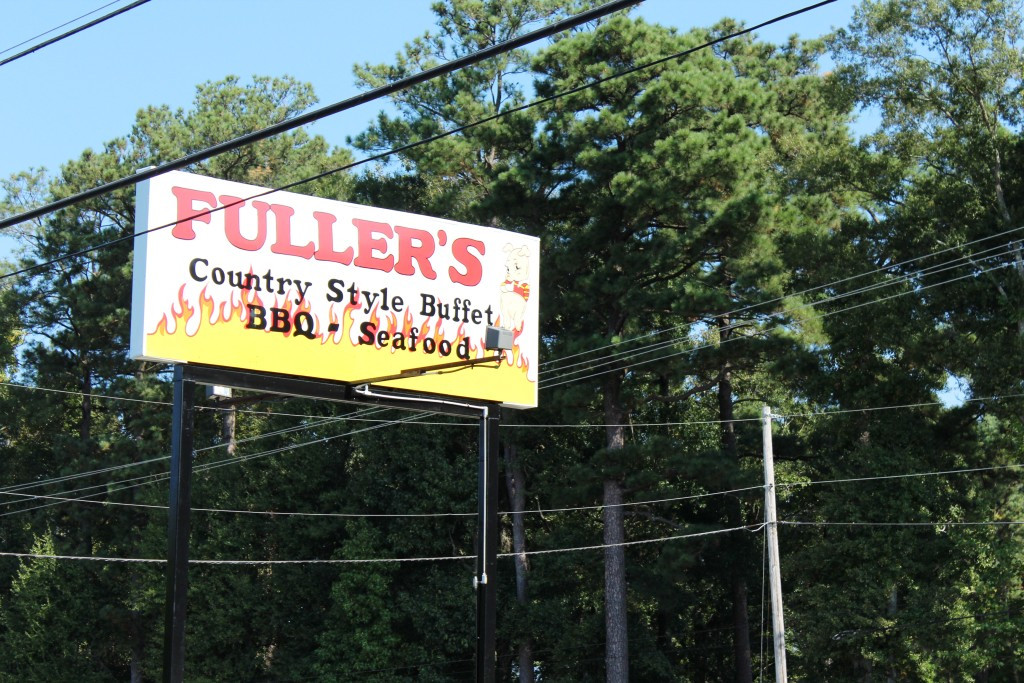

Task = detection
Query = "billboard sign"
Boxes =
[130,171,539,408]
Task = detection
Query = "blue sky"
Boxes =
[1,0,859,183]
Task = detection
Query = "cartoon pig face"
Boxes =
[500,244,531,332]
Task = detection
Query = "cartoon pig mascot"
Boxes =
[500,244,530,331]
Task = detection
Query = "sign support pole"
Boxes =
[475,404,500,682]
[157,365,506,682]
[761,406,788,682]
[164,365,196,683]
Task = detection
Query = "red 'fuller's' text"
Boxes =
[169,185,486,286]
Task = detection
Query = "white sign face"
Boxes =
[131,171,539,408]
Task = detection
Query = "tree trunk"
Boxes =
[78,361,94,554]
[130,611,144,683]
[886,587,898,683]
[718,318,753,682]
[503,441,534,683]
[222,404,237,456]
[80,362,92,441]
[984,124,1024,336]
[603,374,629,682]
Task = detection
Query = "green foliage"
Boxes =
[0,74,354,681]
[0,2,1022,681]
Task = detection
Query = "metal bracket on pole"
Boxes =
[349,353,503,386]
[762,405,788,682]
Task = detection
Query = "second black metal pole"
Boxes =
[476,404,501,681]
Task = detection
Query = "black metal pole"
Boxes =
[163,365,196,683]
[475,404,500,682]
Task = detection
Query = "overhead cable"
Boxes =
[4,378,1023,516]
[541,226,1024,371]
[0,406,396,495]
[5,387,1024,515]
[13,403,1019,518]
[0,479,765,519]
[0,409,438,517]
[0,379,171,406]
[540,259,1015,389]
[540,238,1022,377]
[4,109,990,413]
[781,520,1024,528]
[0,523,759,565]
[540,246,1017,385]
[0,0,122,56]
[778,461,1024,489]
[0,0,152,68]
[0,378,413,421]
[0,0,641,231]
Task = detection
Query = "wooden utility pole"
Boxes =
[761,406,787,682]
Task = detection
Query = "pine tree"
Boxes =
[512,15,850,680]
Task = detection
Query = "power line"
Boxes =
[0,409,440,517]
[0,478,764,519]
[192,407,395,454]
[0,389,470,511]
[12,226,1012,414]
[539,244,1018,385]
[0,0,152,68]
[0,0,123,56]
[539,238,1021,378]
[0,454,169,496]
[540,259,1015,389]
[0,0,838,283]
[512,391,1024,428]
[778,461,1024,489]
[0,522,760,565]
[3,375,1022,516]
[4,516,1018,565]
[0,377,429,423]
[6,436,1022,554]
[4,384,1022,516]
[17,427,1022,519]
[0,240,991,419]
[539,226,1024,371]
[774,392,1024,422]
[516,523,764,558]
[507,485,764,516]
[831,608,1024,642]
[0,379,171,407]
[0,0,999,471]
[35,388,1010,512]
[0,405,397,496]
[0,0,641,233]
[781,520,1024,528]
[11,388,1018,516]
